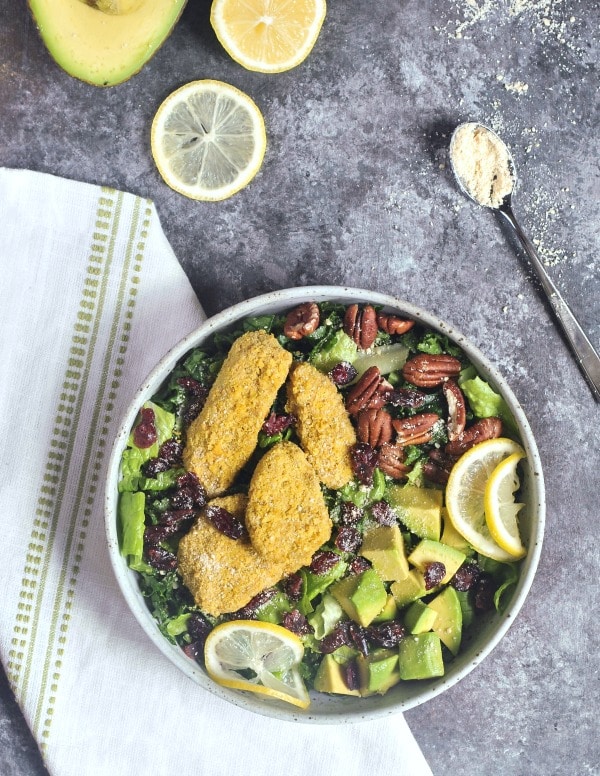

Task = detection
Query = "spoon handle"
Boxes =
[498,202,600,403]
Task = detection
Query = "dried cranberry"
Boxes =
[141,457,171,478]
[174,472,206,508]
[262,412,296,436]
[205,505,246,540]
[133,407,157,448]
[282,609,313,636]
[144,523,178,545]
[348,556,371,575]
[335,526,362,553]
[182,398,205,428]
[328,361,358,386]
[170,490,194,510]
[159,508,196,527]
[309,550,341,575]
[177,376,205,396]
[474,574,495,612]
[187,612,212,644]
[183,641,203,662]
[146,546,177,572]
[371,500,396,526]
[424,561,446,590]
[348,622,369,656]
[451,562,481,592]
[158,439,184,465]
[281,573,303,601]
[368,621,406,648]
[230,588,278,619]
[320,623,352,653]
[351,443,380,486]
[340,502,364,526]
[343,660,361,692]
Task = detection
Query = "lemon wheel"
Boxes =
[210,0,327,74]
[204,620,310,709]
[151,80,266,201]
[484,451,527,559]
[445,438,526,562]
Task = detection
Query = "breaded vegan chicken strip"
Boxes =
[177,494,284,617]
[245,441,332,575]
[183,330,292,498]
[286,362,356,489]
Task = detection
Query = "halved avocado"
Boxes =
[29,0,188,86]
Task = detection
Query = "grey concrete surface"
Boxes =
[1,1,599,774]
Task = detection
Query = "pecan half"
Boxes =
[357,408,393,447]
[445,417,503,457]
[443,379,467,441]
[392,412,441,446]
[378,442,412,479]
[402,354,462,388]
[283,302,320,340]
[344,304,378,350]
[376,312,415,336]
[345,366,381,415]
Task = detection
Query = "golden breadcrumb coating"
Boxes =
[245,441,332,574]
[177,494,284,617]
[183,330,292,498]
[285,361,356,489]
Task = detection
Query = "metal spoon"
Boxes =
[449,121,600,403]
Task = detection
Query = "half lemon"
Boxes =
[211,0,327,73]
[445,438,526,562]
[204,620,310,708]
[484,451,527,559]
[151,80,266,201]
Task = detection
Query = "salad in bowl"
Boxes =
[106,287,544,721]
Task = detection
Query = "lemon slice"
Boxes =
[151,80,266,201]
[210,0,327,74]
[445,438,525,562]
[204,620,310,708]
[484,452,527,559]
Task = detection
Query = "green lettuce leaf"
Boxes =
[119,491,148,571]
[459,376,517,434]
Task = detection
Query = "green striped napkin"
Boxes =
[0,168,432,776]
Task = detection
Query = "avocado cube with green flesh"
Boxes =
[313,654,360,696]
[360,524,409,582]
[404,600,438,634]
[357,649,400,696]
[390,570,428,608]
[408,539,466,584]
[385,484,443,540]
[440,510,472,554]
[398,633,445,680]
[428,586,463,655]
[372,594,398,623]
[331,568,388,626]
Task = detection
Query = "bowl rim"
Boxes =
[105,285,545,723]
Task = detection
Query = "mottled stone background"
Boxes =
[1,1,599,774]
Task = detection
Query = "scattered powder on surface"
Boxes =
[450,123,515,207]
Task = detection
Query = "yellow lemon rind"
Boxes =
[484,451,527,560]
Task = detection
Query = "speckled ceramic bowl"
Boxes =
[105,286,545,723]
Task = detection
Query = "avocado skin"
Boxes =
[28,0,188,87]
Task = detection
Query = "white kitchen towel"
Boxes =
[0,168,433,776]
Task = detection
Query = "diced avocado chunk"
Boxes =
[360,524,409,582]
[331,568,387,627]
[408,539,466,584]
[440,509,472,554]
[385,484,443,540]
[398,633,445,680]
[357,648,401,696]
[428,586,463,656]
[390,570,428,608]
[404,600,438,634]
[310,330,358,373]
[372,594,398,623]
[314,654,360,696]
